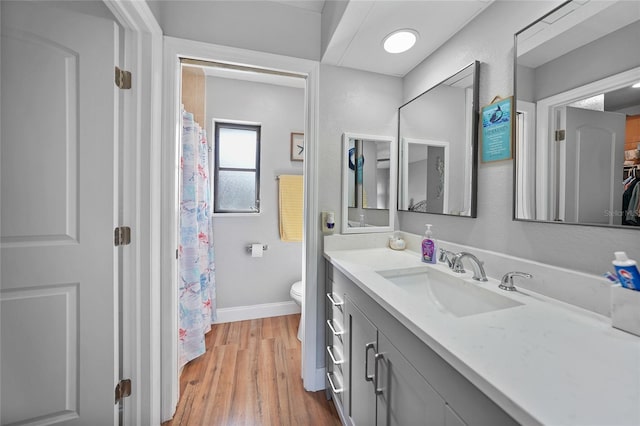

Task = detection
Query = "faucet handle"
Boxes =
[438,249,455,268]
[499,271,532,291]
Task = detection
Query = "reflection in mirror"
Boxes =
[515,0,640,228]
[341,133,396,234]
[398,61,479,217]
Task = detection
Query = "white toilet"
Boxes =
[290,280,303,341]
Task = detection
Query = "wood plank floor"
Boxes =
[162,314,342,426]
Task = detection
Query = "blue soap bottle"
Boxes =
[613,251,640,291]
[421,224,437,264]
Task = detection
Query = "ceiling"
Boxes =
[272,0,493,77]
[517,0,640,69]
[186,1,495,83]
[320,0,493,77]
[273,0,326,13]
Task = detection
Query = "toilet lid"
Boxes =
[291,280,303,297]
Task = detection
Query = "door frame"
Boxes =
[160,36,320,420]
[535,66,640,222]
[0,1,162,423]
[101,2,163,424]
[515,100,536,220]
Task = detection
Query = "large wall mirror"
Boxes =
[341,132,396,234]
[398,61,479,217]
[515,0,640,228]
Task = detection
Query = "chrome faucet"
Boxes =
[438,248,456,268]
[451,252,488,282]
[499,271,532,291]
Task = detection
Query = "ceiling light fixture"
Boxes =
[383,29,418,54]
[633,81,640,88]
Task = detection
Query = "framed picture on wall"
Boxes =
[290,132,304,162]
[481,96,513,163]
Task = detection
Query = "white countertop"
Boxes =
[324,247,640,426]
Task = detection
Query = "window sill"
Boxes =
[212,212,261,218]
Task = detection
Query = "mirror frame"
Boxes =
[341,132,397,234]
[397,60,480,218]
[512,1,640,230]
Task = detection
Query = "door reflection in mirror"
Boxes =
[514,0,640,228]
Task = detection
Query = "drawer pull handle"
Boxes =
[326,292,344,307]
[326,319,344,336]
[374,352,385,395]
[364,342,375,382]
[326,345,344,365]
[326,372,343,394]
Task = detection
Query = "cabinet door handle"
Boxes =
[374,352,385,395]
[326,292,344,307]
[364,342,376,382]
[326,372,344,394]
[326,319,344,336]
[326,345,344,365]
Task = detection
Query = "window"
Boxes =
[213,122,261,213]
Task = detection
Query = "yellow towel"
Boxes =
[279,175,304,242]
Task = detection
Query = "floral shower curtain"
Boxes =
[179,108,216,367]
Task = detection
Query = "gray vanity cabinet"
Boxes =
[347,295,449,425]
[346,299,377,425]
[376,324,447,425]
[326,262,518,426]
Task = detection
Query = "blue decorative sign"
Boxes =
[481,97,512,163]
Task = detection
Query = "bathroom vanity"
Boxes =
[324,235,640,426]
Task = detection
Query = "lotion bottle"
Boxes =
[613,251,640,291]
[421,224,437,264]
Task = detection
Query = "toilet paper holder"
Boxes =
[246,243,269,253]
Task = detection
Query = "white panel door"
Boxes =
[1,2,119,425]
[562,106,625,225]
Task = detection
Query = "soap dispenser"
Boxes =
[421,224,437,264]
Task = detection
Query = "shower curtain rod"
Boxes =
[180,57,306,80]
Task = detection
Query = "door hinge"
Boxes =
[115,66,132,90]
[114,226,131,246]
[555,129,566,142]
[115,379,132,404]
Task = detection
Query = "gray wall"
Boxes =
[317,64,402,367]
[205,76,304,308]
[534,20,640,101]
[517,21,640,103]
[150,0,321,61]
[400,0,640,277]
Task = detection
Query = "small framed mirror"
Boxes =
[398,61,480,217]
[514,1,640,228]
[341,132,397,234]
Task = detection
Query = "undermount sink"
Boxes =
[377,266,523,317]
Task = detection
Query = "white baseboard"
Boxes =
[213,300,301,324]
